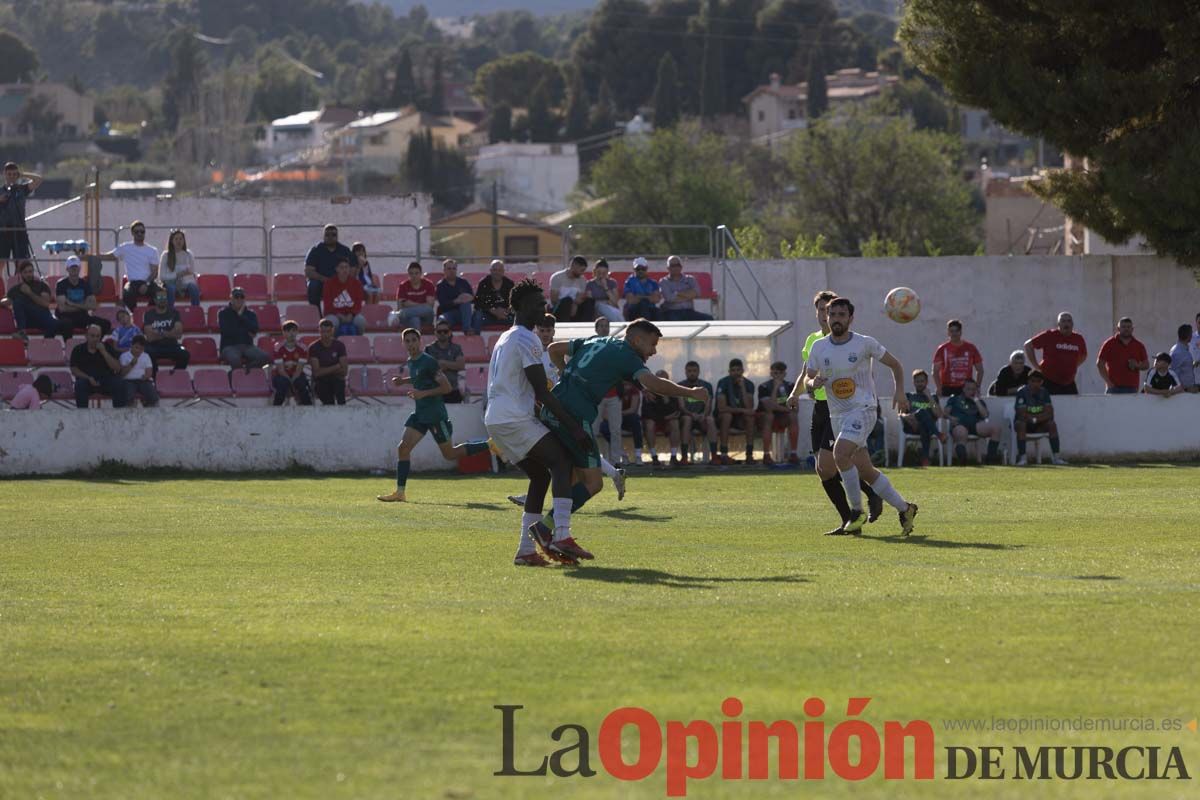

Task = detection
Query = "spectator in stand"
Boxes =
[351,242,381,304]
[592,317,624,462]
[158,229,201,307]
[900,369,945,466]
[678,360,716,465]
[945,378,1003,464]
[1024,311,1087,394]
[931,319,983,398]
[435,258,481,334]
[272,320,313,406]
[54,256,110,337]
[622,257,661,321]
[1144,352,1183,396]
[5,259,60,340]
[1,161,41,270]
[641,369,682,468]
[142,290,190,373]
[391,261,437,330]
[218,287,269,370]
[615,380,644,464]
[118,335,159,407]
[109,220,161,311]
[322,258,366,335]
[1097,316,1149,394]
[425,322,465,403]
[308,318,348,405]
[715,357,757,464]
[111,308,140,352]
[304,224,356,308]
[10,374,54,409]
[1014,369,1067,465]
[549,255,596,322]
[757,361,800,466]
[586,259,622,322]
[70,324,128,408]
[989,350,1030,396]
[475,259,514,328]
[536,313,558,383]
[659,255,713,321]
[1169,324,1196,392]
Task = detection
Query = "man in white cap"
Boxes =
[621,257,661,320]
[54,255,111,337]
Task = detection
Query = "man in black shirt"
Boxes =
[4,259,61,339]
[1,161,42,270]
[55,256,111,336]
[303,224,356,308]
[70,324,129,408]
[142,291,191,372]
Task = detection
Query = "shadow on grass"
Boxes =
[866,534,1026,551]
[597,506,674,523]
[461,501,511,512]
[1073,574,1122,581]
[563,567,812,590]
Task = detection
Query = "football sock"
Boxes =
[839,465,862,511]
[1050,437,1061,453]
[464,440,490,456]
[955,443,967,463]
[395,459,410,489]
[518,512,540,556]
[670,447,678,458]
[1018,440,1027,456]
[649,449,658,459]
[552,497,573,542]
[986,440,1000,458]
[600,456,618,479]
[709,441,718,456]
[721,446,729,455]
[681,443,689,459]
[822,476,853,523]
[634,448,643,462]
[543,482,594,528]
[870,472,908,511]
[861,481,879,503]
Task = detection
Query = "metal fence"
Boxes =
[267,223,421,280]
[115,224,269,278]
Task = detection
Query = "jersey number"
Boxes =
[574,345,600,370]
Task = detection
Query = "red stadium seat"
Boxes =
[198,274,232,301]
[206,306,222,333]
[462,273,487,289]
[26,338,64,366]
[531,271,554,291]
[382,273,407,299]
[178,305,205,332]
[97,275,118,303]
[481,332,500,357]
[192,369,232,399]
[133,306,149,329]
[273,273,308,301]
[362,303,391,331]
[339,335,373,363]
[0,307,14,334]
[233,273,269,301]
[62,337,85,362]
[155,369,195,402]
[93,306,120,330]
[299,334,319,349]
[0,339,26,366]
[183,336,219,364]
[460,335,488,363]
[36,369,75,401]
[373,334,407,365]
[252,304,281,333]
[693,272,717,299]
[230,368,271,398]
[256,335,279,354]
[283,304,321,331]
[382,367,405,395]
[463,366,487,395]
[349,366,389,399]
[0,369,33,401]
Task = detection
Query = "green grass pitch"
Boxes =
[3,465,1199,798]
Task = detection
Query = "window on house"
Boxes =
[757,110,765,122]
[504,236,539,259]
[787,109,797,120]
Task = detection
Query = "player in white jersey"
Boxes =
[486,280,594,566]
[792,296,919,535]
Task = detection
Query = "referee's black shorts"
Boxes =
[810,398,836,453]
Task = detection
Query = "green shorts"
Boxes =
[538,408,601,469]
[405,413,452,444]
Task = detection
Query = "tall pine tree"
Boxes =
[390,49,417,108]
[590,80,616,135]
[652,53,681,129]
[428,53,445,114]
[489,104,512,143]
[806,48,828,122]
[699,0,725,118]
[565,69,590,141]
[527,78,558,142]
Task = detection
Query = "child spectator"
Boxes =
[112,308,141,353]
[119,335,160,407]
[272,320,313,406]
[1144,353,1182,396]
[352,242,382,303]
[10,375,54,409]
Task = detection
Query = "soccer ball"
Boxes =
[884,287,921,323]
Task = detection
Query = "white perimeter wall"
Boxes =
[25,195,431,277]
[0,405,485,476]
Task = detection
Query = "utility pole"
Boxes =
[490,180,499,259]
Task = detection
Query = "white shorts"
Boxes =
[831,406,877,448]
[486,417,551,464]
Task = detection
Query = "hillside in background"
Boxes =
[372,0,595,13]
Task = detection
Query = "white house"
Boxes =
[742,69,899,141]
[257,107,357,160]
[473,142,580,216]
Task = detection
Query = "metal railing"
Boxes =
[116,224,269,278]
[715,225,780,319]
[267,223,421,280]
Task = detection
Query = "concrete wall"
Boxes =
[717,255,1200,396]
[0,405,486,476]
[25,195,431,277]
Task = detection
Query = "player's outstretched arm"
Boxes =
[638,371,708,404]
[548,341,570,372]
[880,351,909,413]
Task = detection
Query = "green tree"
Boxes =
[576,123,749,255]
[489,104,513,143]
[571,0,655,113]
[252,50,319,122]
[564,70,590,141]
[806,48,828,121]
[652,53,682,129]
[527,78,559,142]
[589,80,616,135]
[0,31,40,83]
[785,110,979,256]
[403,128,474,214]
[900,0,1200,265]
[473,52,565,110]
[427,52,445,113]
[162,28,207,132]
[698,0,725,118]
[389,49,418,108]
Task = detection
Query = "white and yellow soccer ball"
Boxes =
[884,287,921,324]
